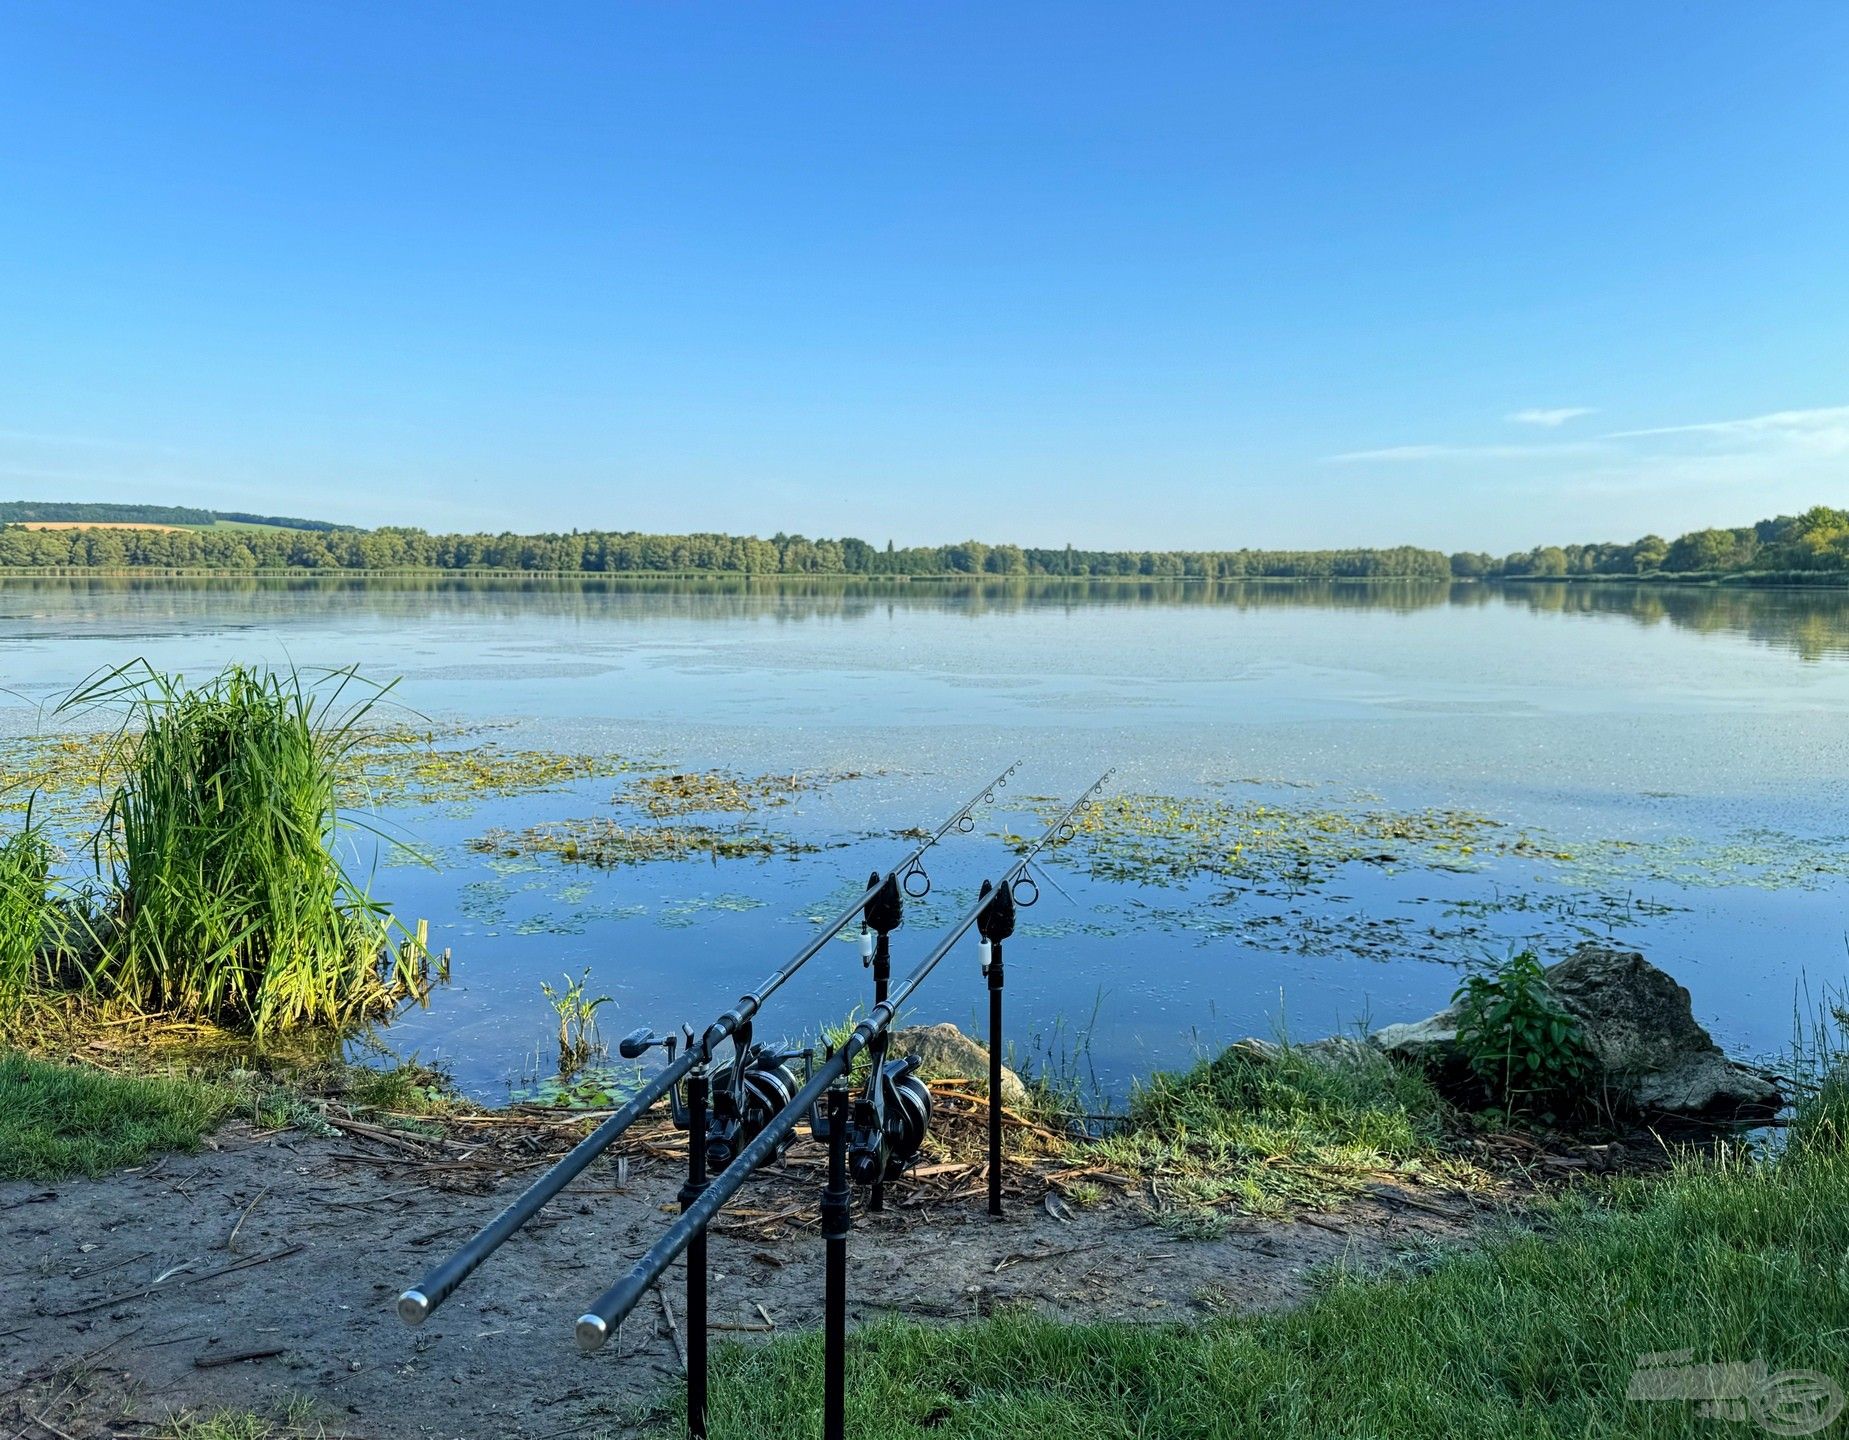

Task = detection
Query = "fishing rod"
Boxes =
[574,770,1112,1355]
[396,761,1020,1328]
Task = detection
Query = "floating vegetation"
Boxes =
[1564,829,1849,892]
[658,892,768,928]
[344,727,634,806]
[508,1059,647,1110]
[0,735,117,821]
[1054,794,1513,890]
[469,818,822,867]
[622,766,867,817]
[0,722,631,828]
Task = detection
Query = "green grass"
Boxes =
[683,1143,1849,1438]
[1090,1038,1467,1215]
[159,1398,331,1438]
[662,1038,1849,1439]
[0,1051,227,1179]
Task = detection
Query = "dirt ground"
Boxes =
[0,1117,1494,1440]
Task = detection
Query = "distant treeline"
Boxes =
[0,500,342,531]
[0,522,1455,578]
[1,503,1846,581]
[1459,506,1849,581]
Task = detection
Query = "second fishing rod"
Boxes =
[397,761,1020,1327]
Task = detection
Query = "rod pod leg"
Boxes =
[869,932,891,1214]
[821,1085,852,1440]
[681,1070,711,1439]
[988,940,1004,1218]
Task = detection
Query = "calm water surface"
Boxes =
[2,577,1844,1102]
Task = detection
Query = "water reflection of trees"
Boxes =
[1490,582,1849,661]
[5,575,1846,660]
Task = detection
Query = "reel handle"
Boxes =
[618,1024,696,1060]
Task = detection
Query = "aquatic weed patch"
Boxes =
[1120,884,1688,967]
[623,765,872,817]
[1564,829,1849,891]
[343,726,635,806]
[1055,793,1514,890]
[469,818,823,867]
[0,724,635,823]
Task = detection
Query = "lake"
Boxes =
[2,575,1845,1104]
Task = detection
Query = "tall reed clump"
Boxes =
[0,806,66,1012]
[69,662,421,1035]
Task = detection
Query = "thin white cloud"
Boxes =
[0,426,183,454]
[1326,441,1607,464]
[1604,405,1849,447]
[1329,402,1849,467]
[1507,407,1595,427]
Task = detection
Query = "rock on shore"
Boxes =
[891,1021,1031,1110]
[1371,944,1782,1120]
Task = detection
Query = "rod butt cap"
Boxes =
[397,1289,431,1327]
[576,1314,610,1352]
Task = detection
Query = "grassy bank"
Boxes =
[682,1098,1848,1439]
[672,1007,1849,1439]
[1087,1037,1470,1218]
[0,1051,228,1180]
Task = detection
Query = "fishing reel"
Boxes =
[703,1039,811,1172]
[620,1022,812,1174]
[813,1053,933,1184]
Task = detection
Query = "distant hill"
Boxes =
[0,500,345,532]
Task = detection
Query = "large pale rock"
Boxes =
[890,1022,1030,1111]
[1544,946,1781,1117]
[1372,945,1781,1120]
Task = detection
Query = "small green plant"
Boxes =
[540,968,612,1076]
[818,1007,874,1088]
[1451,950,1594,1123]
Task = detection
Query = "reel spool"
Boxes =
[846,1055,933,1184]
[703,1045,806,1172]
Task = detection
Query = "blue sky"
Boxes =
[2,3,1846,551]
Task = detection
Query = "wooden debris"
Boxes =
[657,1286,686,1372]
[193,1346,285,1369]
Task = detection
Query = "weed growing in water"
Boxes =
[540,967,613,1075]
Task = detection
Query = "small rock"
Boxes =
[889,1022,1031,1111]
[1368,1012,1462,1064]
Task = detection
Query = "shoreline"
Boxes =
[0,568,1846,589]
